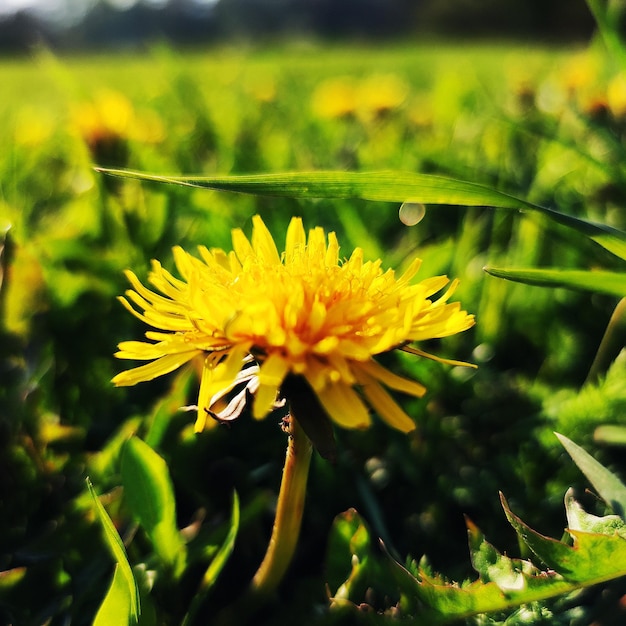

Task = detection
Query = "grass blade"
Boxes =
[555,433,626,518]
[484,267,626,297]
[87,478,140,623]
[95,168,626,261]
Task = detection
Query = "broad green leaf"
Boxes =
[95,168,626,261]
[120,437,186,575]
[484,267,626,298]
[329,488,626,622]
[503,491,626,584]
[87,478,140,624]
[93,565,134,626]
[556,432,626,518]
[183,492,240,626]
[329,508,576,622]
[407,520,574,620]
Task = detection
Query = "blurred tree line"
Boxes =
[0,0,595,53]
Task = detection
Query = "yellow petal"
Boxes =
[356,359,427,397]
[194,345,250,432]
[285,216,305,260]
[325,232,339,267]
[112,352,197,386]
[195,352,225,431]
[357,370,416,432]
[314,381,371,429]
[232,227,254,263]
[253,352,290,419]
[115,339,196,360]
[251,215,280,265]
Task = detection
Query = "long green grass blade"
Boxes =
[182,491,240,626]
[556,433,626,518]
[87,478,140,623]
[93,565,134,626]
[483,267,626,297]
[95,168,626,261]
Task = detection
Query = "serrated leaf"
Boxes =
[556,432,626,518]
[331,495,626,622]
[87,478,140,624]
[501,493,584,576]
[483,267,626,297]
[120,437,186,575]
[503,492,626,585]
[95,168,626,261]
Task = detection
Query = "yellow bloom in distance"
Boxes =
[113,216,474,436]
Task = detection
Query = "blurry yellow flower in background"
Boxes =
[113,216,474,437]
[72,89,164,164]
[311,76,358,119]
[311,74,408,122]
[74,89,134,145]
[607,73,626,119]
[357,73,408,122]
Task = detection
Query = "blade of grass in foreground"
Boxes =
[95,168,626,261]
[483,267,626,298]
[87,478,140,624]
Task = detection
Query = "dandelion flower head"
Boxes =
[113,215,474,434]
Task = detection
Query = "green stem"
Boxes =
[250,413,312,596]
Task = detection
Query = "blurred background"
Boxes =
[0,0,596,53]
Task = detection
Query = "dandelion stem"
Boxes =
[250,413,312,596]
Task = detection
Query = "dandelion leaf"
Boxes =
[328,445,626,622]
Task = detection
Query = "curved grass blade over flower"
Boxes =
[112,216,475,436]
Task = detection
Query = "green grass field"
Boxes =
[2,39,626,625]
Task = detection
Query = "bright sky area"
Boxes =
[0,0,218,19]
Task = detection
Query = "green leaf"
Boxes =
[329,487,626,621]
[87,478,140,624]
[95,168,626,261]
[93,565,135,626]
[199,490,240,589]
[120,437,186,575]
[556,432,626,518]
[504,493,626,581]
[183,492,240,626]
[564,488,626,536]
[409,519,574,620]
[484,267,626,297]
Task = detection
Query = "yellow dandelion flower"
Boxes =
[311,77,358,119]
[607,73,626,119]
[113,215,474,440]
[357,73,408,122]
